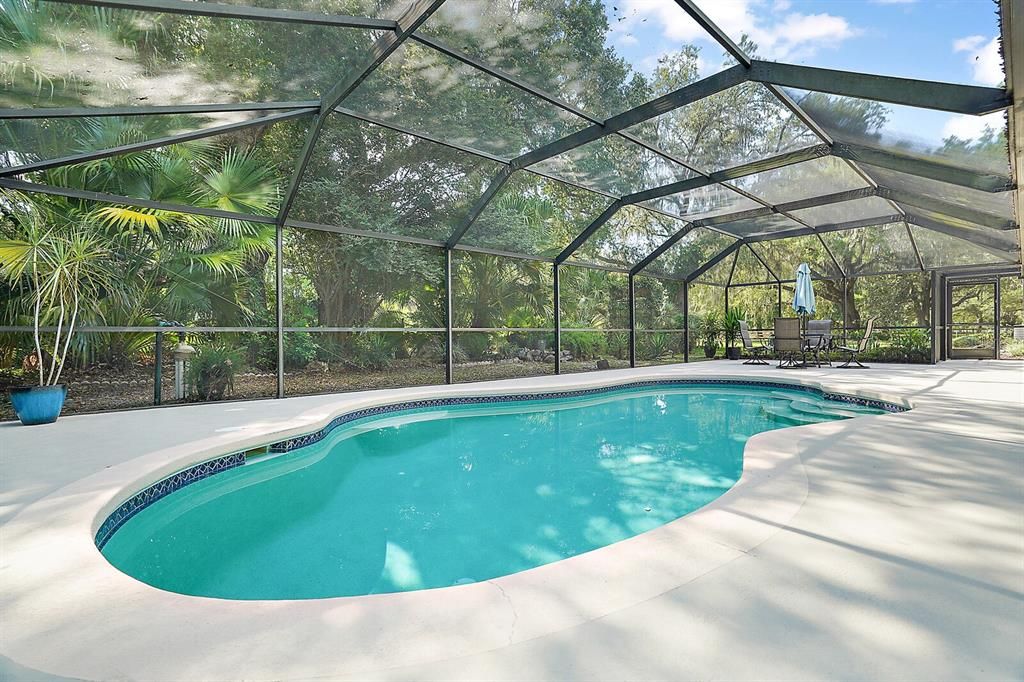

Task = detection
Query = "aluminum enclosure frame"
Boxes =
[2,0,1020,397]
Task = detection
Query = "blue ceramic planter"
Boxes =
[9,385,67,425]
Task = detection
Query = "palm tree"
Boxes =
[1,116,286,371]
[35,120,282,328]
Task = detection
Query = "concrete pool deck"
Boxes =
[1,360,1022,681]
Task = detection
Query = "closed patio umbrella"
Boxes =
[792,263,816,316]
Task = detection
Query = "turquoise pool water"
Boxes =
[101,384,886,599]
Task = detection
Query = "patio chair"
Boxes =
[837,318,875,369]
[805,319,833,367]
[740,321,770,365]
[774,317,805,369]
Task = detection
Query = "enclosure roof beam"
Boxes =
[876,187,1017,230]
[557,259,636,275]
[683,240,744,283]
[621,145,830,277]
[412,34,714,180]
[451,243,554,263]
[334,108,510,163]
[284,219,446,248]
[410,34,601,126]
[0,101,321,120]
[633,181,1013,238]
[334,108,624,203]
[742,211,1017,264]
[745,242,780,282]
[748,60,1011,115]
[666,1,990,277]
[425,0,837,267]
[320,0,445,115]
[553,201,626,265]
[773,186,878,212]
[623,144,831,204]
[510,65,749,170]
[905,221,927,271]
[726,247,741,287]
[274,0,446,227]
[629,225,699,276]
[743,215,906,242]
[905,214,1020,258]
[673,0,751,67]
[446,167,514,248]
[45,0,397,29]
[833,142,1015,192]
[0,108,316,178]
[687,187,878,229]
[0,177,278,224]
[433,61,748,257]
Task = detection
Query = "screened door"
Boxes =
[948,281,998,359]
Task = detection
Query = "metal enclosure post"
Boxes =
[929,270,939,363]
[553,263,561,375]
[683,281,690,363]
[153,331,162,405]
[275,223,285,398]
[995,275,1002,360]
[842,277,849,345]
[777,283,782,317]
[628,274,636,368]
[445,248,454,384]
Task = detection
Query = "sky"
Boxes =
[602,0,1005,147]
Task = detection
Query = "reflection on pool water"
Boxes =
[101,384,886,599]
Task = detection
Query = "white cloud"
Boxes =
[869,0,917,4]
[973,36,1004,86]
[941,111,1005,141]
[953,34,1003,86]
[774,13,856,49]
[953,35,985,53]
[617,0,859,62]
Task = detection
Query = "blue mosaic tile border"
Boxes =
[95,452,245,550]
[267,379,906,453]
[95,379,905,550]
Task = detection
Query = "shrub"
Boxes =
[458,333,491,360]
[562,331,607,360]
[241,332,320,371]
[639,331,671,360]
[493,338,519,360]
[188,344,244,400]
[351,333,395,371]
[450,341,470,363]
[1001,337,1024,358]
[285,331,320,370]
[686,313,704,352]
[893,328,930,362]
[607,332,630,360]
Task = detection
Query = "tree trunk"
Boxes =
[844,280,861,328]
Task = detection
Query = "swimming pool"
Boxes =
[98,381,895,600]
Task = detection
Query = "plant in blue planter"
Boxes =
[0,211,117,425]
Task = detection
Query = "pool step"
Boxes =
[761,403,840,426]
[770,390,880,413]
[788,399,865,419]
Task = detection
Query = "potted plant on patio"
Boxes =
[701,313,721,358]
[723,307,746,360]
[0,209,116,425]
